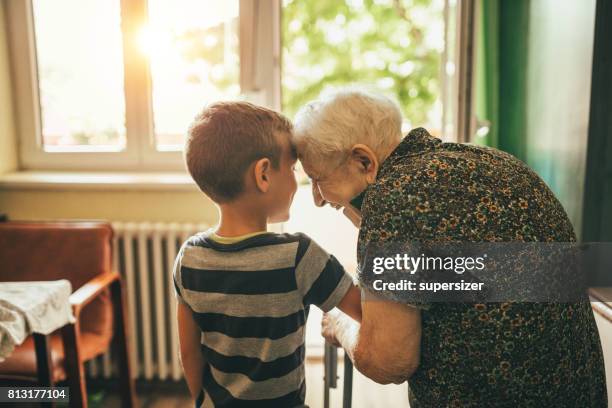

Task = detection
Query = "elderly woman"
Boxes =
[293,90,606,407]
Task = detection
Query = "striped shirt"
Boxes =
[173,231,354,408]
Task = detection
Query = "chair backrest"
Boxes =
[0,221,114,337]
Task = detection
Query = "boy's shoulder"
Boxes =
[178,230,324,266]
[183,230,313,249]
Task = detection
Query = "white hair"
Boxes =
[293,88,403,174]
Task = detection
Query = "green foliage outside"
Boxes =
[281,0,444,127]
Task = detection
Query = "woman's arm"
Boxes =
[322,296,421,384]
[177,301,205,399]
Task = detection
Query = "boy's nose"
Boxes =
[312,183,327,207]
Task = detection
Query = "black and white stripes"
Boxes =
[174,231,353,408]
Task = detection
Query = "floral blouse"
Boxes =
[357,128,607,407]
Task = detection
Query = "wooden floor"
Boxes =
[95,359,409,408]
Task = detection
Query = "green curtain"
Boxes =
[475,0,499,148]
[475,0,530,161]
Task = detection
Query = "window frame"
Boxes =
[5,0,281,171]
[6,0,470,172]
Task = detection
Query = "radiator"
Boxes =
[86,222,209,381]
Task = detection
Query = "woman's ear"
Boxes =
[351,144,379,184]
[253,158,271,193]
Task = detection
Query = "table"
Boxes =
[0,280,75,363]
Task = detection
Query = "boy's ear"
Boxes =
[253,158,271,193]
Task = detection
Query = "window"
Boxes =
[7,0,279,170]
[7,0,469,171]
[33,0,127,152]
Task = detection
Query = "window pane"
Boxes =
[282,0,445,134]
[146,0,240,150]
[32,0,126,151]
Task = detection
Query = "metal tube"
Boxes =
[323,342,338,408]
[343,352,353,408]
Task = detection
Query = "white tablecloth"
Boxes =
[0,280,75,361]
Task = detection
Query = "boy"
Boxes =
[174,101,362,407]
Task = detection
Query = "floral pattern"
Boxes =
[357,128,607,407]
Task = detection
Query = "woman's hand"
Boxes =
[321,311,341,347]
[342,205,362,228]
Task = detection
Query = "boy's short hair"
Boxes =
[185,101,293,203]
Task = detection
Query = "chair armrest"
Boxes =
[70,271,121,316]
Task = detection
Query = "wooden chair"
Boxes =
[0,221,137,407]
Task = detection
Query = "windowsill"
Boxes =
[0,171,198,191]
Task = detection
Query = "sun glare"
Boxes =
[137,25,170,59]
[145,0,241,148]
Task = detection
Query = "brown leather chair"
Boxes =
[0,221,136,407]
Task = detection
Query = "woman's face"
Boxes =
[301,144,379,210]
[305,164,365,210]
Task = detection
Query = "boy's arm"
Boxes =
[335,285,362,322]
[177,301,204,400]
[296,236,361,320]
